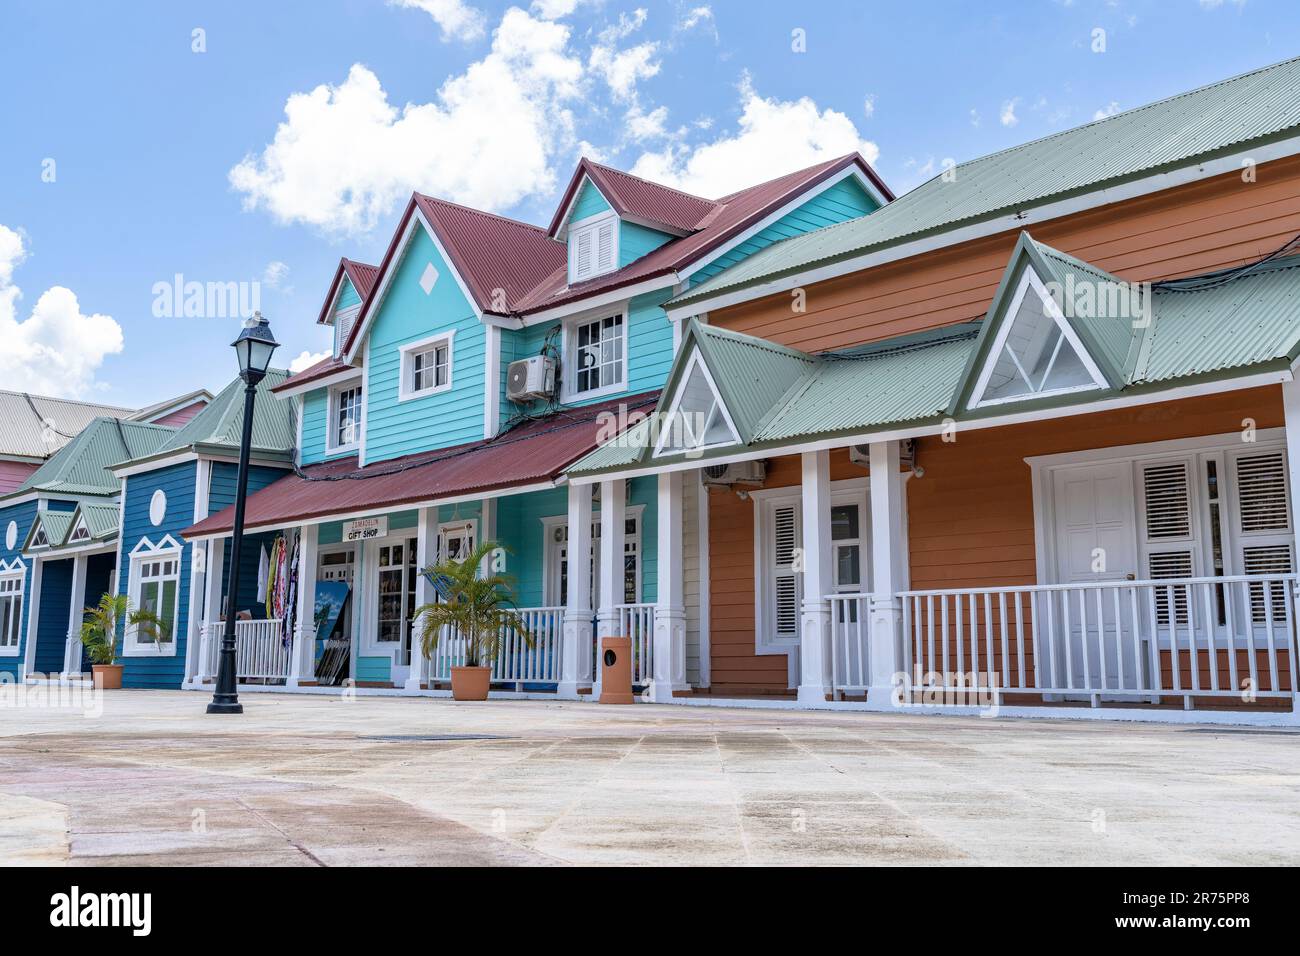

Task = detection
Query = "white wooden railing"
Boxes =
[428,606,565,687]
[197,619,289,682]
[827,593,873,696]
[614,602,655,685]
[897,575,1299,709]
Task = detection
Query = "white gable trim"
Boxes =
[343,205,483,365]
[0,556,27,574]
[130,534,183,555]
[272,366,362,401]
[966,269,1109,410]
[652,350,742,458]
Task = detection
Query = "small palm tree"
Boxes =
[414,540,532,668]
[78,594,170,666]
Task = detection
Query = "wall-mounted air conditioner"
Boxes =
[506,355,556,402]
[701,461,766,487]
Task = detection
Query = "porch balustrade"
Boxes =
[197,618,289,682]
[427,606,566,688]
[614,602,655,685]
[888,574,1298,710]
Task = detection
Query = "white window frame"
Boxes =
[69,514,91,544]
[567,210,619,284]
[0,565,25,656]
[750,478,871,656]
[28,519,50,551]
[968,270,1109,410]
[398,330,456,402]
[652,350,741,457]
[326,378,364,454]
[125,537,183,657]
[562,307,629,403]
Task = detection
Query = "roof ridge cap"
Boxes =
[584,160,718,208]
[416,193,552,235]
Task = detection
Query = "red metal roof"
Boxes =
[548,158,720,236]
[515,153,891,314]
[182,392,658,537]
[271,355,358,394]
[314,257,379,326]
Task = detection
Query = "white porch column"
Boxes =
[288,525,319,688]
[197,538,225,682]
[22,557,44,682]
[868,440,908,709]
[594,478,626,698]
[1282,377,1300,714]
[558,481,594,698]
[651,470,687,702]
[405,507,436,692]
[798,451,833,703]
[62,553,88,678]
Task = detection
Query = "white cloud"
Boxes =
[288,349,332,373]
[969,108,981,127]
[0,225,124,399]
[530,0,593,18]
[862,94,875,119]
[678,5,717,39]
[589,40,660,101]
[626,103,670,141]
[262,260,290,289]
[230,9,584,236]
[629,75,879,198]
[388,0,487,42]
[1000,97,1020,127]
[1199,0,1246,8]
[1093,100,1121,120]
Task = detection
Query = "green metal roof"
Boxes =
[6,417,174,499]
[121,369,296,467]
[670,55,1300,311]
[26,509,73,551]
[570,240,1300,477]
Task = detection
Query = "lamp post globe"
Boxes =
[208,311,279,715]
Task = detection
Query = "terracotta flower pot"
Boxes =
[450,665,491,701]
[92,664,123,690]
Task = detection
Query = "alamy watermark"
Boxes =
[151,274,262,319]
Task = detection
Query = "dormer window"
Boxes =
[568,212,618,284]
[334,306,360,358]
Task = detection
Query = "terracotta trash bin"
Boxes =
[598,636,634,704]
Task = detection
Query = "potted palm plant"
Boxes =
[79,594,169,689]
[414,540,532,701]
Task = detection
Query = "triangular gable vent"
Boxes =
[69,515,91,543]
[653,350,741,457]
[968,270,1108,409]
[30,522,49,548]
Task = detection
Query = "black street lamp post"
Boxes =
[208,311,279,715]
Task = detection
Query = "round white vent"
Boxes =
[149,489,167,526]
[4,521,15,551]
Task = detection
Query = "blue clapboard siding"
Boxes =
[356,656,391,683]
[620,221,673,268]
[0,499,38,679]
[569,179,612,221]
[363,227,487,464]
[116,462,197,689]
[32,557,72,676]
[207,462,289,515]
[688,177,879,286]
[336,276,361,310]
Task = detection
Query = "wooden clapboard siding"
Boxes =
[706,448,861,691]
[712,155,1300,353]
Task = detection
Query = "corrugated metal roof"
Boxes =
[671,55,1300,310]
[30,510,73,548]
[342,259,379,300]
[7,417,174,499]
[570,245,1300,476]
[692,324,816,439]
[0,390,134,460]
[549,159,721,236]
[272,355,356,394]
[183,393,658,536]
[79,502,120,540]
[145,369,297,464]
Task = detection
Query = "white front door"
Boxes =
[1051,461,1140,691]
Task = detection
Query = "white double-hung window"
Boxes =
[329,381,363,452]
[127,544,180,655]
[0,571,23,654]
[565,313,625,400]
[398,332,455,401]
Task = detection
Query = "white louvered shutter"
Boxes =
[334,308,358,357]
[1232,450,1294,623]
[771,503,801,641]
[1141,460,1196,625]
[596,220,615,273]
[573,229,593,281]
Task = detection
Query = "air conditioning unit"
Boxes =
[702,461,766,487]
[849,439,918,473]
[506,355,556,402]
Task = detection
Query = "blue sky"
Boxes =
[0,0,1295,408]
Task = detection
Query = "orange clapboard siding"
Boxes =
[706,389,1286,693]
[712,155,1300,353]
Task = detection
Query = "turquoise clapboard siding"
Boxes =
[363,226,487,464]
[0,499,38,679]
[299,384,361,466]
[116,462,197,689]
[569,178,612,222]
[620,221,673,268]
[688,176,879,286]
[506,287,674,413]
[333,277,361,354]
